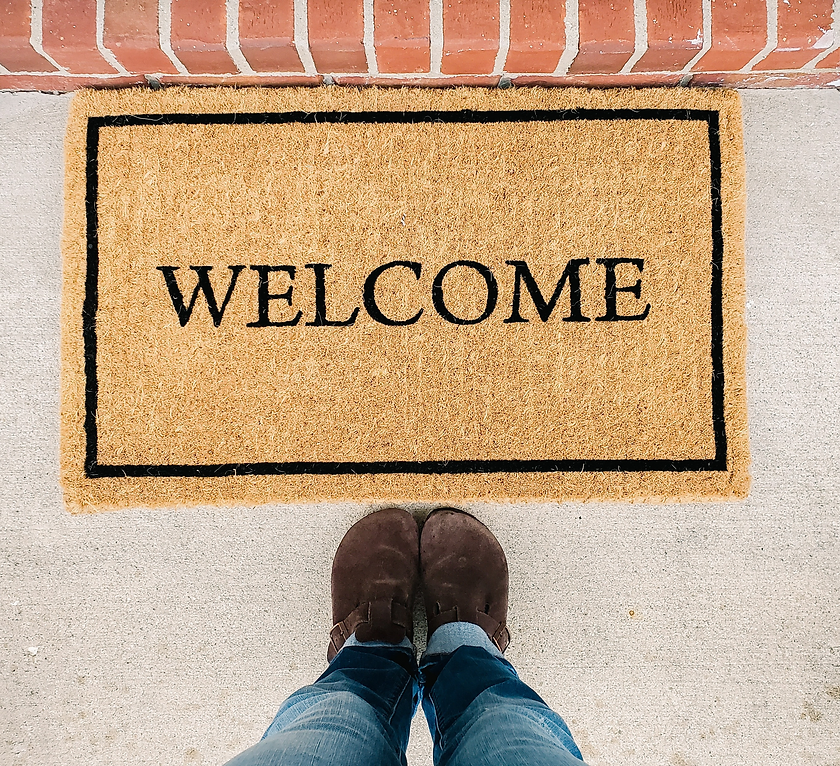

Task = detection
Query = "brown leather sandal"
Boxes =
[420,508,511,652]
[328,507,420,661]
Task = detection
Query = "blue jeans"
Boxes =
[224,623,587,766]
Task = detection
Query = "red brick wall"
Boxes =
[1,0,838,89]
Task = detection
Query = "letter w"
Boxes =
[504,259,591,323]
[157,265,246,327]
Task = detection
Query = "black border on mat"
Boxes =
[83,108,727,478]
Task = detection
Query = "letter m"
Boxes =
[504,259,591,323]
[156,265,246,327]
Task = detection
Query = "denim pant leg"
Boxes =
[420,624,587,766]
[225,638,420,766]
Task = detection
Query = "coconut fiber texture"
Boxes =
[60,86,749,512]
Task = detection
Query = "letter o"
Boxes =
[431,260,498,325]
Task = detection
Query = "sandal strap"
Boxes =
[328,599,412,659]
[428,606,511,653]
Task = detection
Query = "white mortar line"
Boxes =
[804,0,840,68]
[553,0,579,75]
[1,65,834,79]
[0,63,11,74]
[430,0,443,75]
[741,0,777,71]
[363,0,378,75]
[158,0,189,74]
[96,0,130,74]
[29,0,68,72]
[620,0,648,73]
[226,0,254,73]
[293,0,317,74]
[682,0,712,72]
[492,0,511,75]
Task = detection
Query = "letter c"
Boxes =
[363,261,424,326]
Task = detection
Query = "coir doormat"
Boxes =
[61,86,749,512]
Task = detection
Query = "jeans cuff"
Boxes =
[341,633,414,654]
[422,621,505,661]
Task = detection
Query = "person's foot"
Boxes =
[328,507,420,661]
[420,508,510,652]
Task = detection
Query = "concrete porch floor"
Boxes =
[0,89,838,766]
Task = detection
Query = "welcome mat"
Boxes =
[61,86,749,512]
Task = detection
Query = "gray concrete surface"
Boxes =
[1,89,839,766]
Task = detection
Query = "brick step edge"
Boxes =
[1,0,838,91]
